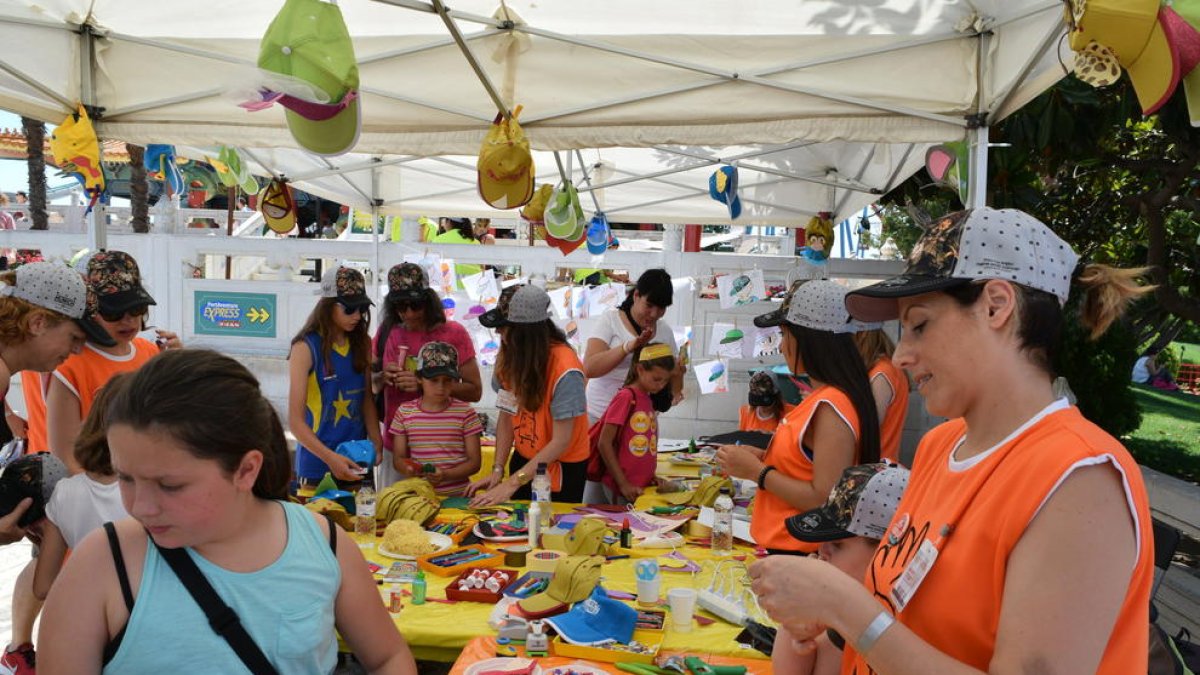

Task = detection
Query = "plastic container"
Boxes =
[445,568,518,603]
[711,486,733,555]
[411,570,427,605]
[355,486,377,537]
[417,545,503,577]
[551,630,663,664]
[531,463,551,528]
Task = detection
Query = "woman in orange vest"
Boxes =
[716,279,880,554]
[468,284,590,505]
[738,370,791,433]
[749,207,1155,674]
[852,328,909,466]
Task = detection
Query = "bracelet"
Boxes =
[757,465,776,490]
[621,340,631,355]
[855,611,896,655]
[491,466,504,475]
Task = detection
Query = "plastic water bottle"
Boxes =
[531,463,552,529]
[711,486,734,555]
[411,570,427,605]
[355,486,376,538]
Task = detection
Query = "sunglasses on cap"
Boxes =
[99,305,149,323]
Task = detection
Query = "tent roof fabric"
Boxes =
[0,0,1069,223]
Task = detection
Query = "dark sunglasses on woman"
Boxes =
[338,300,364,315]
[99,305,149,323]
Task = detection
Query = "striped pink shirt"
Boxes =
[389,399,483,495]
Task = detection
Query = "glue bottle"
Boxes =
[411,570,427,605]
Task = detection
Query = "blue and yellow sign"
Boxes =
[194,290,276,338]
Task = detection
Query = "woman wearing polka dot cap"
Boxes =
[716,279,880,555]
[750,207,1156,674]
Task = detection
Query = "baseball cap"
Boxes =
[0,452,68,527]
[0,262,114,347]
[753,279,802,329]
[212,146,259,196]
[478,110,534,210]
[664,475,733,507]
[85,251,156,317]
[747,370,780,407]
[387,262,429,304]
[845,207,1079,323]
[318,266,373,309]
[565,517,612,556]
[786,463,909,543]
[544,585,637,646]
[709,165,741,220]
[544,183,585,241]
[259,179,296,234]
[416,341,461,380]
[753,279,854,333]
[516,555,603,619]
[478,284,551,328]
[521,184,554,224]
[258,0,361,156]
[585,213,611,255]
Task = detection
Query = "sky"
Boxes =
[0,110,62,195]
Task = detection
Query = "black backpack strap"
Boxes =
[102,522,133,666]
[325,514,338,555]
[152,540,280,675]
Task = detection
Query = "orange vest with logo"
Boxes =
[870,358,908,465]
[508,343,589,487]
[20,373,49,454]
[751,386,860,552]
[844,407,1153,674]
[55,340,159,419]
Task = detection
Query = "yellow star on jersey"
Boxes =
[331,391,352,425]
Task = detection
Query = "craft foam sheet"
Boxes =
[694,359,729,395]
[436,259,457,296]
[716,269,766,309]
[709,322,747,359]
[672,325,693,351]
[461,270,500,307]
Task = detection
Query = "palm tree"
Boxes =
[127,144,149,232]
[21,116,47,230]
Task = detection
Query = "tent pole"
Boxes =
[79,24,106,251]
[371,164,382,305]
[430,0,511,120]
[967,30,992,208]
[573,150,603,213]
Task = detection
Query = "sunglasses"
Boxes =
[99,305,149,323]
[337,300,364,315]
[395,301,423,313]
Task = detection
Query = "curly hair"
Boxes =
[0,270,68,344]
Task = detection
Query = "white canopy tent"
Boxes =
[0,0,1070,223]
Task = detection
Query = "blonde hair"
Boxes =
[853,329,895,368]
[1076,264,1155,340]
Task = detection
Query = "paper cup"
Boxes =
[667,588,697,632]
[635,559,661,606]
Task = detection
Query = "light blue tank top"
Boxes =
[103,501,341,674]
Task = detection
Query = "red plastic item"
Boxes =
[445,568,518,603]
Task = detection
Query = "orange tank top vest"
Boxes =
[54,339,159,417]
[751,386,860,552]
[20,372,49,453]
[738,404,794,433]
[507,342,589,491]
[869,358,908,465]
[843,404,1153,675]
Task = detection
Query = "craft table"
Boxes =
[447,637,774,674]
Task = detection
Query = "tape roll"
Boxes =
[526,549,565,573]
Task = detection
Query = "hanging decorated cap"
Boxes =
[521,183,554,223]
[708,165,741,220]
[144,145,184,197]
[845,207,1078,323]
[212,146,260,195]
[585,213,611,255]
[259,179,296,234]
[0,262,114,347]
[638,342,674,362]
[258,0,361,156]
[477,108,534,209]
[48,105,105,198]
[544,183,585,241]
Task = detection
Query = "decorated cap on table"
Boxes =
[0,262,114,347]
[387,262,429,304]
[845,207,1078,323]
[516,555,604,619]
[565,517,612,556]
[318,266,373,310]
[664,475,733,507]
[544,585,637,646]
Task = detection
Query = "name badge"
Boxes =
[496,389,519,415]
[890,538,939,612]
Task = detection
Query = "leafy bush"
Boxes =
[1055,306,1142,438]
[1157,344,1181,378]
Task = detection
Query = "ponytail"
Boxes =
[1075,264,1155,340]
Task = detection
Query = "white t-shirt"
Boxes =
[585,309,677,420]
[1131,356,1151,384]
[45,473,127,548]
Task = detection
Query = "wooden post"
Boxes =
[225,186,235,280]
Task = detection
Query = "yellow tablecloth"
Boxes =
[356,502,763,663]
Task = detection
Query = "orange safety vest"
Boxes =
[20,373,49,454]
[844,406,1153,674]
[751,386,860,552]
[738,404,792,433]
[870,358,909,466]
[55,340,159,420]
[507,342,589,490]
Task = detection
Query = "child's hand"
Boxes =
[393,369,419,392]
[428,467,445,485]
[329,454,366,482]
[618,482,643,503]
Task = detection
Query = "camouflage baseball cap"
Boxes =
[85,251,156,316]
[319,266,373,309]
[387,262,429,303]
[786,463,909,543]
[416,341,460,380]
[747,370,780,407]
[478,284,551,328]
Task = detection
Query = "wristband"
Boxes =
[855,611,895,655]
[757,465,777,490]
[621,340,631,355]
